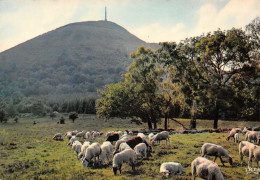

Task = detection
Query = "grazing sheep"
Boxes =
[78,141,91,159]
[191,157,224,180]
[160,162,183,178]
[234,133,241,143]
[245,131,260,143]
[112,149,136,175]
[239,141,255,165]
[151,131,169,145]
[126,136,152,156]
[226,128,242,141]
[92,131,100,140]
[67,136,78,146]
[72,140,82,157]
[82,142,102,168]
[53,133,63,140]
[201,143,232,166]
[99,141,113,165]
[248,144,260,168]
[114,138,128,155]
[134,143,147,159]
[84,131,91,140]
[116,131,123,137]
[106,131,115,137]
[242,127,251,134]
[71,130,79,136]
[106,133,119,143]
[137,133,147,141]
[65,131,72,140]
[76,131,85,138]
[119,142,131,152]
[148,133,155,142]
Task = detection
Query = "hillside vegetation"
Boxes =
[0,21,158,97]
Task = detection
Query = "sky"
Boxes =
[0,0,259,53]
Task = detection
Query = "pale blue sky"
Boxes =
[0,0,259,52]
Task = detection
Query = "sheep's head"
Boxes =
[160,170,170,178]
[82,158,89,168]
[113,165,118,175]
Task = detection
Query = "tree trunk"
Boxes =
[164,114,168,130]
[153,121,157,129]
[189,118,196,129]
[213,102,219,129]
[147,120,152,130]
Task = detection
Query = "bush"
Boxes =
[0,109,8,123]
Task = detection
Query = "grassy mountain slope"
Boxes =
[0,21,159,97]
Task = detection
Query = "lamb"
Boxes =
[78,141,91,159]
[112,148,136,175]
[72,140,82,157]
[81,142,102,168]
[99,141,113,165]
[160,162,183,178]
[119,142,131,152]
[248,144,260,168]
[234,133,241,143]
[84,131,91,140]
[134,143,147,159]
[114,138,128,155]
[239,141,255,165]
[126,136,152,156]
[191,157,224,180]
[226,128,242,141]
[137,133,147,141]
[148,133,155,142]
[245,131,260,143]
[53,133,63,140]
[92,131,99,140]
[67,136,78,146]
[151,131,169,145]
[201,143,232,166]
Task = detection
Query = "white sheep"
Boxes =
[71,130,79,136]
[84,131,91,140]
[81,142,102,168]
[53,133,63,140]
[191,157,224,180]
[92,131,100,140]
[137,133,147,141]
[75,131,85,138]
[112,148,136,175]
[246,131,260,143]
[65,131,72,140]
[234,133,241,143]
[201,143,232,166]
[148,133,155,142]
[151,131,169,145]
[99,141,113,165]
[72,140,82,157]
[67,136,78,146]
[114,139,128,155]
[248,144,260,168]
[239,141,255,165]
[119,142,131,152]
[226,128,242,141]
[78,141,91,159]
[160,162,183,178]
[134,143,147,159]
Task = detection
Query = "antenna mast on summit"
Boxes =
[105,7,107,21]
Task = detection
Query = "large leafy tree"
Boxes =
[96,47,163,129]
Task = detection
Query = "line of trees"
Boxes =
[96,17,260,129]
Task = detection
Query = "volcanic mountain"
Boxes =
[0,21,159,97]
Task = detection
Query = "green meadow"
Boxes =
[0,115,259,180]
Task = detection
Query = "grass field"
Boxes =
[0,115,259,180]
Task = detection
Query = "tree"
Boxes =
[97,47,163,129]
[69,112,78,123]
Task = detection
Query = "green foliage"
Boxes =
[0,109,7,123]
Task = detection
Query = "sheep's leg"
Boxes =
[213,156,217,162]
[119,165,122,174]
[219,156,225,166]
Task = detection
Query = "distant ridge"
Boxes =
[0,21,159,97]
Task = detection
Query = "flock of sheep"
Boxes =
[52,126,260,179]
